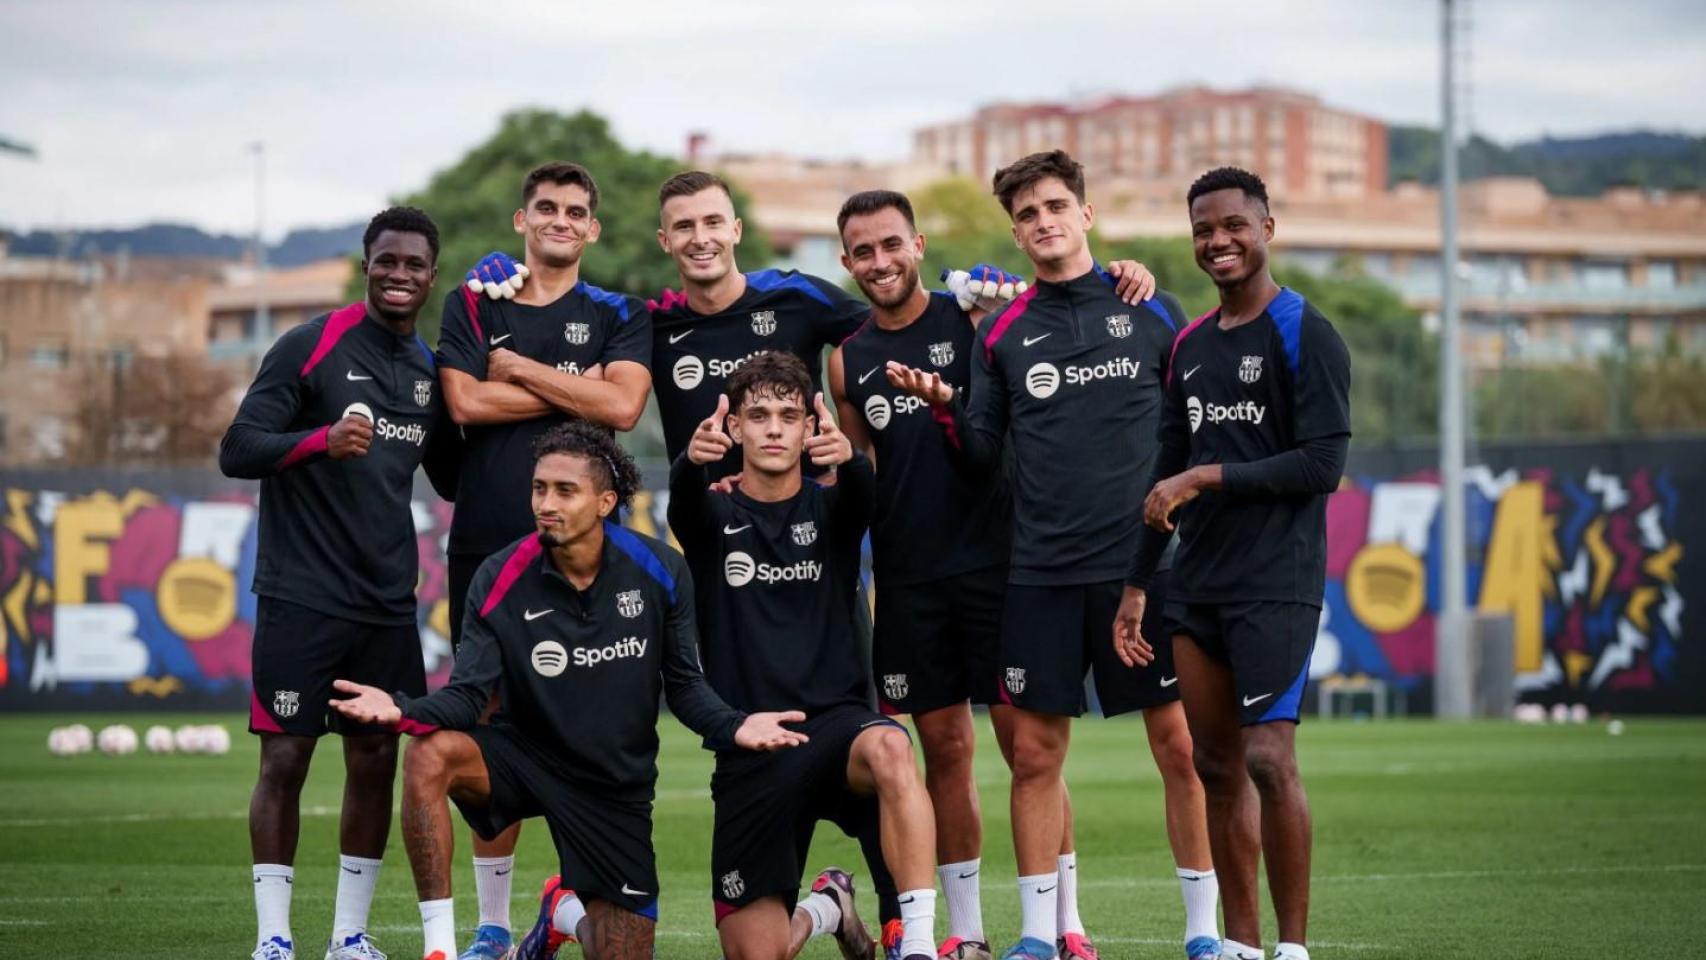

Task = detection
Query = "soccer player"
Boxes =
[668,352,940,960]
[1119,167,1352,960]
[830,189,1156,960]
[329,422,807,960]
[889,151,1217,960]
[220,207,459,960]
[435,161,653,959]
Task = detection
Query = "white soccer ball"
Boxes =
[97,724,139,756]
[48,727,77,757]
[66,723,94,753]
[144,725,175,754]
[174,724,207,754]
[202,725,231,756]
[1569,703,1589,724]
[1607,719,1625,736]
[1512,703,1544,724]
[1549,703,1570,724]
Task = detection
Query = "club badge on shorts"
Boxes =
[273,690,300,719]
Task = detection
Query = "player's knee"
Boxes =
[865,728,919,788]
[1150,724,1197,784]
[402,734,452,790]
[1008,737,1065,785]
[1190,744,1241,791]
[1243,739,1299,794]
[256,738,313,792]
[919,719,975,771]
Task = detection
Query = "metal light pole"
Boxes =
[249,141,271,343]
[1436,0,1472,718]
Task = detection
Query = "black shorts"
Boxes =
[447,550,492,651]
[994,573,1178,718]
[709,704,906,922]
[456,724,659,918]
[1163,600,1319,726]
[249,596,425,737]
[872,564,1006,715]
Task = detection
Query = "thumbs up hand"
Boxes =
[688,394,734,465]
[803,392,852,467]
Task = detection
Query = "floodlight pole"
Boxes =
[250,141,271,344]
[1437,0,1472,718]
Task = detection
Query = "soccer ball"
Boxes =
[202,725,231,756]
[97,724,139,756]
[47,727,79,757]
[144,725,176,753]
[65,723,94,753]
[174,725,207,754]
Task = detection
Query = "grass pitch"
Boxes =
[1,713,1700,959]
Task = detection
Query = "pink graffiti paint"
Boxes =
[98,504,181,602]
[1377,613,1436,678]
[1606,513,1647,592]
[1325,484,1371,578]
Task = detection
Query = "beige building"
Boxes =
[913,85,1388,201]
[206,258,352,371]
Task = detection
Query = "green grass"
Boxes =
[1,714,1701,959]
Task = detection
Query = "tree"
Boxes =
[352,109,776,344]
[70,353,238,466]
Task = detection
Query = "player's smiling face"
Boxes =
[362,230,436,323]
[730,387,809,476]
[515,182,601,269]
[532,453,616,549]
[841,207,924,310]
[1009,177,1093,270]
[659,188,743,286]
[1191,187,1273,288]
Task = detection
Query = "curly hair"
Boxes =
[724,351,812,413]
[530,421,642,514]
[1187,166,1270,214]
[362,206,439,261]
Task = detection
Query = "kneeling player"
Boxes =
[668,352,939,960]
[331,423,806,960]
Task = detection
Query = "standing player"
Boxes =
[889,151,1217,960]
[220,207,459,960]
[668,353,941,960]
[1118,167,1351,960]
[435,161,653,960]
[329,423,808,960]
[830,190,1156,960]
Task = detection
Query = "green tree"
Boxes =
[351,108,774,344]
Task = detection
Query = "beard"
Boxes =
[860,266,919,310]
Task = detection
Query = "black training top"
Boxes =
[436,283,651,556]
[219,304,458,625]
[838,291,1012,585]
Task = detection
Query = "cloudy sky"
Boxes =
[2,0,1701,236]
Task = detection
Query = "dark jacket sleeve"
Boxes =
[1221,312,1352,497]
[600,296,654,369]
[827,452,877,543]
[420,405,462,501]
[435,288,487,378]
[1127,354,1193,590]
[394,564,501,733]
[934,320,1009,474]
[666,452,716,556]
[807,272,871,346]
[658,553,746,751]
[218,324,332,478]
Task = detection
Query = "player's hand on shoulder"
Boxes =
[465,251,528,301]
[885,361,954,406]
[1112,586,1154,668]
[329,679,401,725]
[942,264,1027,312]
[1105,259,1157,305]
[327,411,373,459]
[804,393,852,467]
[734,710,809,751]
[689,394,734,466]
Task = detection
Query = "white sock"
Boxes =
[796,891,841,938]
[1017,872,1058,945]
[1275,942,1310,960]
[330,854,382,941]
[1056,852,1084,935]
[253,863,294,949]
[421,898,456,958]
[898,888,937,958]
[552,891,587,938]
[1221,939,1265,960]
[936,858,984,941]
[1176,867,1220,943]
[473,856,514,932]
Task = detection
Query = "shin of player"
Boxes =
[222,208,458,960]
[1121,167,1352,960]
[667,354,939,960]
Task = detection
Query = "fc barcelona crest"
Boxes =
[1106,314,1132,338]
[414,379,433,407]
[616,589,644,619]
[1004,667,1027,695]
[273,690,301,719]
[1239,355,1263,384]
[790,521,818,546]
[883,673,909,701]
[750,310,777,336]
[565,322,591,345]
[928,341,955,367]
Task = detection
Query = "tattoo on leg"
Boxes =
[582,902,655,960]
[401,796,448,899]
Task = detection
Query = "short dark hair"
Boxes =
[725,351,812,413]
[1187,166,1270,214]
[523,161,600,213]
[531,421,641,514]
[836,190,917,244]
[363,206,439,261]
[658,170,734,211]
[992,150,1086,215]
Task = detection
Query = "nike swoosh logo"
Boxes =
[621,883,650,896]
[957,871,979,879]
[858,366,879,384]
[495,868,512,876]
[524,609,553,621]
[341,866,362,875]
[723,524,751,534]
[1036,885,1056,894]
[1182,364,1202,380]
[897,895,915,904]
[1022,334,1051,347]
[345,371,372,381]
[1160,676,1178,687]
[669,330,692,344]
[1243,692,1274,706]
[489,334,512,346]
